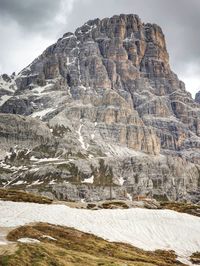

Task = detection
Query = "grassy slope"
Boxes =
[0,223,185,266]
[0,189,52,204]
[0,189,199,265]
[160,201,200,217]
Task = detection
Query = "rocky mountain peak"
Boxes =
[15,14,170,91]
[0,14,200,203]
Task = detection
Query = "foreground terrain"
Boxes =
[0,223,186,266]
[0,199,200,265]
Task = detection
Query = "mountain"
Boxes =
[0,14,200,203]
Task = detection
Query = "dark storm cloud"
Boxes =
[0,0,62,32]
[0,0,199,95]
[0,0,75,38]
[0,0,74,75]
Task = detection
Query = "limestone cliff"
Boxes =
[0,14,199,203]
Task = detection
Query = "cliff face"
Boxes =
[0,14,200,203]
[195,91,200,104]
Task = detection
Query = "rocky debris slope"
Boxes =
[0,14,200,203]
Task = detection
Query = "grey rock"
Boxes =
[195,91,200,104]
[0,14,200,203]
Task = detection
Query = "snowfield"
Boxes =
[0,201,200,265]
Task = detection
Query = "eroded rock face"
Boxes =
[0,114,53,153]
[195,91,200,104]
[0,14,200,203]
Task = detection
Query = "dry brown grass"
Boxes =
[101,201,129,209]
[160,201,200,217]
[86,201,129,210]
[190,251,200,264]
[0,189,52,204]
[0,223,186,266]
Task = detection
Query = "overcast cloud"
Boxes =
[0,0,199,97]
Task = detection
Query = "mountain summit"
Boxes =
[0,14,200,203]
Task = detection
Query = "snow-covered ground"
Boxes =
[76,124,89,150]
[0,201,200,265]
[0,95,12,106]
[81,175,94,184]
[18,238,40,244]
[31,108,56,119]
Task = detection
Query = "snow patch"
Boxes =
[118,177,124,186]
[123,37,134,42]
[18,238,40,244]
[36,158,60,163]
[0,201,200,265]
[42,235,56,241]
[13,180,26,185]
[31,108,56,119]
[127,193,132,201]
[49,180,56,185]
[31,180,44,185]
[79,85,87,91]
[77,124,89,150]
[62,34,74,40]
[30,156,38,161]
[81,175,94,184]
[25,149,31,155]
[30,156,60,163]
[0,95,12,106]
[66,57,76,66]
[29,168,40,172]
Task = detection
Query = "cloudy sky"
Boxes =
[0,0,199,97]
